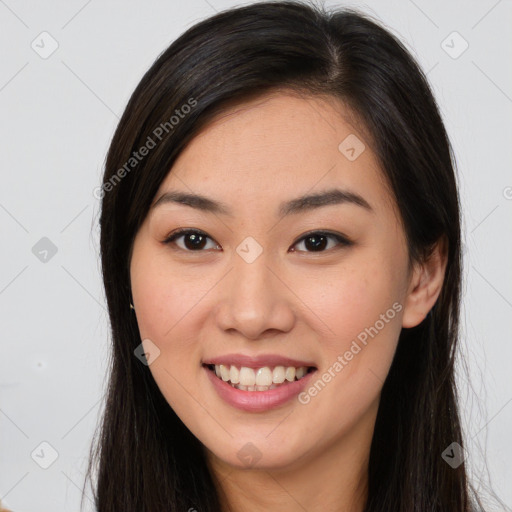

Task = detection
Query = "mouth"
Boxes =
[203,363,317,392]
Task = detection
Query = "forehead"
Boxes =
[155,91,394,219]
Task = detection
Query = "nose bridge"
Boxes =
[232,246,276,313]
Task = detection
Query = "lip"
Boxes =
[202,353,316,369]
[203,364,317,412]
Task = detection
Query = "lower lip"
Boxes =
[203,365,317,412]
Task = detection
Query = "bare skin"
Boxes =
[129,90,447,511]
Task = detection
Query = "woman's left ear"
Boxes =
[401,235,449,328]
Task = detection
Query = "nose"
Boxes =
[214,250,295,340]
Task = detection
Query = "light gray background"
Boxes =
[1,0,511,510]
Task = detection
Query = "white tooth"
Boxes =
[238,384,247,391]
[239,367,256,386]
[255,367,273,386]
[269,383,277,390]
[247,385,256,391]
[285,367,296,382]
[272,366,286,384]
[295,366,306,379]
[220,364,230,381]
[256,385,269,391]
[215,365,221,377]
[230,365,240,384]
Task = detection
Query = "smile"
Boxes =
[208,363,315,391]
[203,362,318,412]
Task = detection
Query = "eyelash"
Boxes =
[162,228,353,254]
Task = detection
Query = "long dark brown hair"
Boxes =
[84,1,489,510]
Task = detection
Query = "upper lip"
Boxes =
[202,353,317,369]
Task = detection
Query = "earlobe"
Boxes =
[401,236,448,328]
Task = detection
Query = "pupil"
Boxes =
[185,233,206,250]
[306,234,327,251]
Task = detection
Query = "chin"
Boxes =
[205,433,312,472]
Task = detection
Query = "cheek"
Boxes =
[132,251,209,342]
[302,259,403,396]
[293,270,402,437]
[131,251,220,409]
[304,259,399,343]
[131,257,207,417]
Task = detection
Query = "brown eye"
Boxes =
[163,229,219,251]
[291,231,352,253]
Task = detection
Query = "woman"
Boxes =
[83,1,488,510]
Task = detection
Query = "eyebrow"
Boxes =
[152,188,374,217]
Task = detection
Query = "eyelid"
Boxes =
[163,228,220,250]
[292,230,353,250]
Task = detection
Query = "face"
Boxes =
[129,91,415,473]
